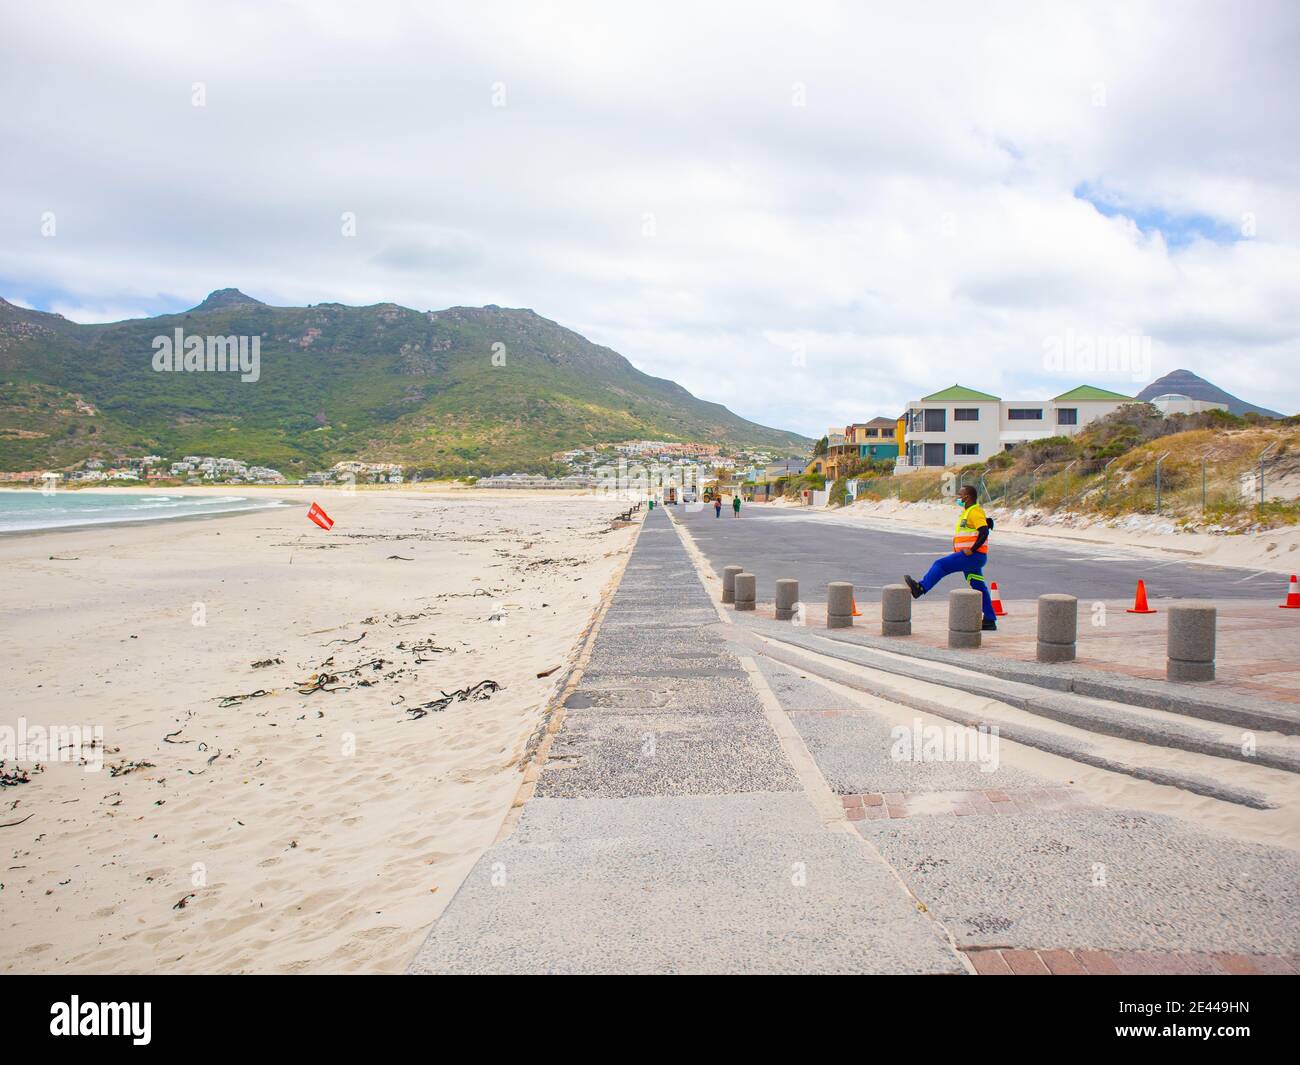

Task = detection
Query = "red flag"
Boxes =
[307,501,334,530]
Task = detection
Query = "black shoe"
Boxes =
[904,575,924,599]
[981,618,997,631]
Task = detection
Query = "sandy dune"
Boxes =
[0,489,636,973]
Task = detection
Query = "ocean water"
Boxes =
[0,490,289,533]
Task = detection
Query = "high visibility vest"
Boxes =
[954,504,989,554]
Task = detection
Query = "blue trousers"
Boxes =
[921,552,994,621]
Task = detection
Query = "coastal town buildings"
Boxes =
[897,384,1137,471]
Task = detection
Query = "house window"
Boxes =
[955,443,979,456]
[923,409,946,432]
[865,428,878,437]
[954,408,979,421]
[1057,408,1079,425]
[1007,408,1044,420]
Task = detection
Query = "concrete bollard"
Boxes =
[733,573,757,612]
[1167,603,1216,682]
[827,582,854,629]
[775,579,799,621]
[948,589,983,649]
[721,565,743,604]
[881,584,912,637]
[1036,594,1078,663]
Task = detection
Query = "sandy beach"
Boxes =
[0,487,637,973]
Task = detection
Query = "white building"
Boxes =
[1148,393,1228,417]
[899,384,1135,471]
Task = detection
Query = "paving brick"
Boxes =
[1111,951,1173,975]
[1002,948,1052,975]
[1249,955,1297,975]
[1039,949,1088,975]
[967,950,1013,975]
[1076,949,1122,975]
[1213,952,1259,974]
[1174,952,1227,975]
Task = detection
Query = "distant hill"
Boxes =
[1137,368,1284,418]
[0,292,809,475]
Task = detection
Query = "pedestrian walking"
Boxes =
[714,496,722,518]
[903,485,997,630]
[732,494,741,517]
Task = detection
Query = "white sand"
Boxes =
[0,487,636,973]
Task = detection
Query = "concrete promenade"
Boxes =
[411,506,1300,975]
[411,506,963,973]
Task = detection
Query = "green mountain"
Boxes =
[0,291,808,476]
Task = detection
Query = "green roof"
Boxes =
[1052,385,1133,402]
[921,384,1000,402]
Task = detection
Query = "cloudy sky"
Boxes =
[2,0,1297,434]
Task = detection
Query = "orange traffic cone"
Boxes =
[989,581,1006,617]
[1126,579,1157,614]
[851,595,862,617]
[1280,574,1300,609]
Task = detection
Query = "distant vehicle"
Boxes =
[664,487,678,505]
[681,487,697,504]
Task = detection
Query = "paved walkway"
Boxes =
[410,507,1300,974]
[409,506,963,974]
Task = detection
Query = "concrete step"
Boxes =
[743,623,1300,777]
[743,631,1292,810]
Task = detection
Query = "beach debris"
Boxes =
[296,672,343,695]
[108,760,155,777]
[326,633,366,645]
[47,555,80,561]
[298,657,388,695]
[307,501,334,530]
[173,893,196,910]
[0,813,34,829]
[406,680,502,720]
[251,657,283,669]
[387,555,415,561]
[396,639,452,657]
[522,557,583,572]
[219,689,271,708]
[1,765,33,788]
[162,729,190,744]
[422,589,492,600]
[536,665,560,678]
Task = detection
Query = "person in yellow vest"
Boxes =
[904,485,997,631]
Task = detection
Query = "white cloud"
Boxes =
[1,0,1297,431]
